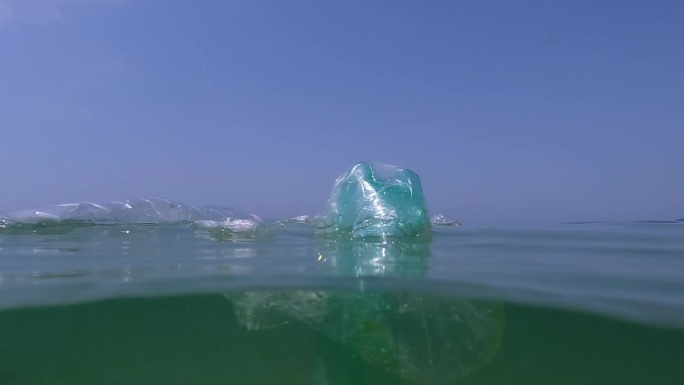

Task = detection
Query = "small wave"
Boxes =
[431,214,462,226]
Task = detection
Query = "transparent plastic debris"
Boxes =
[0,210,12,228]
[272,215,313,227]
[289,215,312,223]
[192,219,259,232]
[229,291,330,331]
[227,239,504,384]
[228,290,504,384]
[314,162,432,240]
[431,213,462,226]
[0,197,260,232]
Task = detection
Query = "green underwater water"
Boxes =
[1,220,684,384]
[0,293,683,385]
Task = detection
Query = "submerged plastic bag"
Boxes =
[227,240,504,384]
[228,289,504,384]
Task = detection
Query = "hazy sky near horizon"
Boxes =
[1,0,682,224]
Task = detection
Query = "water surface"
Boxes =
[1,219,683,384]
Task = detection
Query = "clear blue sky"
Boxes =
[1,0,682,224]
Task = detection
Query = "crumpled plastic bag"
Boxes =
[314,162,432,240]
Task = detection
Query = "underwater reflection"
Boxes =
[314,238,431,278]
[227,239,505,384]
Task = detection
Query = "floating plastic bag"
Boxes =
[314,162,432,240]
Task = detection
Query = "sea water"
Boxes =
[1,218,683,384]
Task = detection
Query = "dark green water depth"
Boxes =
[1,293,683,385]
